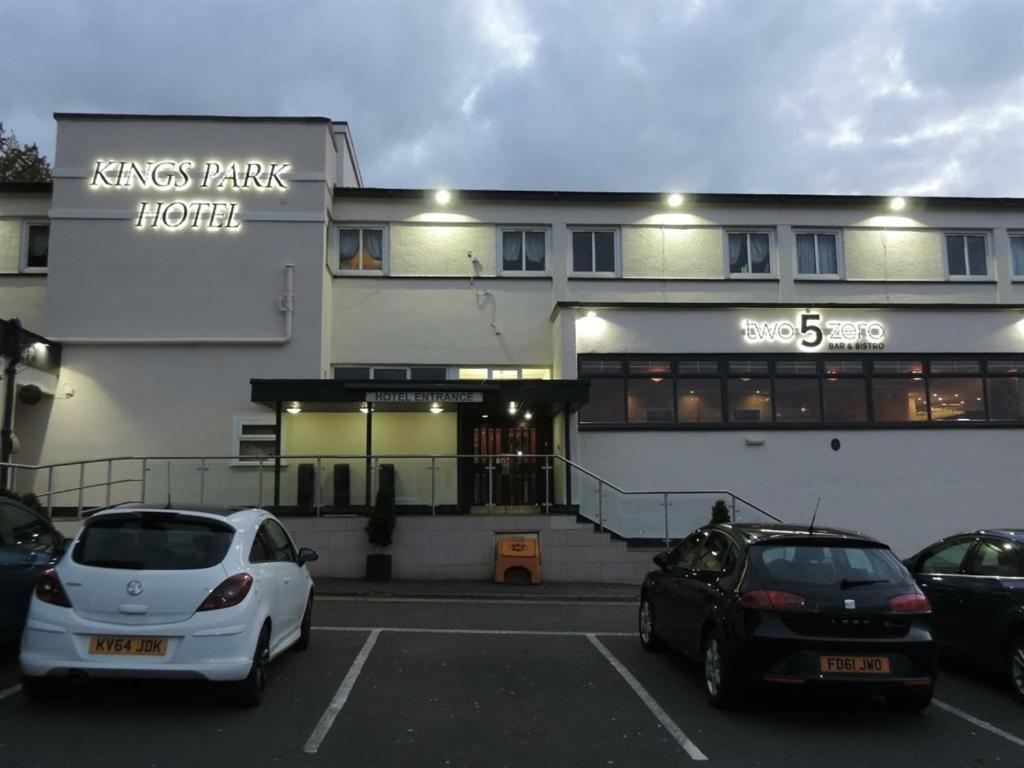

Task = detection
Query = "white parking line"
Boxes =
[313,625,632,637]
[303,628,381,755]
[586,634,708,762]
[933,699,1024,749]
[0,684,22,703]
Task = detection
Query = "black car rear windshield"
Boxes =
[749,541,912,588]
[73,514,235,570]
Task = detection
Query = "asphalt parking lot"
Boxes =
[1,597,1022,768]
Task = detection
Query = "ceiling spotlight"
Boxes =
[481,414,489,419]
[435,189,451,205]
[508,401,518,415]
[889,196,906,211]
[359,403,370,414]
[285,402,302,415]
[667,193,684,208]
[586,310,597,319]
[429,402,444,414]
[524,411,533,421]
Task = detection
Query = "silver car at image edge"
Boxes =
[19,505,318,706]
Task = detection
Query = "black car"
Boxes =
[639,523,937,710]
[0,497,65,647]
[904,529,1024,702]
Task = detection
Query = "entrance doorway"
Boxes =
[458,414,553,513]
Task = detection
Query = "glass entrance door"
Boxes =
[459,416,552,511]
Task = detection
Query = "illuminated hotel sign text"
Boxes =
[741,312,886,351]
[89,159,291,233]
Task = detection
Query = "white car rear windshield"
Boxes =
[749,543,912,587]
[73,514,234,570]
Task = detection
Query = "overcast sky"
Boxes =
[1,0,1021,196]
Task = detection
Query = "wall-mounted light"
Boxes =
[359,403,370,414]
[429,402,444,414]
[524,411,533,421]
[666,193,684,208]
[285,402,302,415]
[435,189,451,205]
[31,342,48,352]
[889,196,906,211]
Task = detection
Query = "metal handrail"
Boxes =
[0,454,780,535]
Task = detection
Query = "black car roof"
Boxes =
[719,523,881,545]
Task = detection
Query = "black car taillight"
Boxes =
[198,573,254,611]
[738,589,807,611]
[888,593,931,614]
[35,568,72,608]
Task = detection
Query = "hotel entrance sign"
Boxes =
[88,159,291,232]
[367,391,484,404]
[741,312,887,351]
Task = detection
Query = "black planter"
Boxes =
[366,552,392,582]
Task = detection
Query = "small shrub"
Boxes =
[710,499,731,525]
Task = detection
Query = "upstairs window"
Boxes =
[795,231,840,277]
[500,229,547,274]
[727,231,772,276]
[22,223,49,272]
[570,229,618,276]
[338,226,385,273]
[944,233,988,278]
[1011,234,1024,279]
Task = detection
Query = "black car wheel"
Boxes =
[886,685,934,712]
[1009,635,1024,702]
[638,593,665,652]
[703,630,738,709]
[233,624,270,708]
[295,594,313,651]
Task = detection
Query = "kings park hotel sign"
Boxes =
[89,159,291,232]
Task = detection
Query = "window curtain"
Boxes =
[796,233,817,274]
[503,231,523,270]
[750,233,770,273]
[339,229,360,270]
[524,231,545,271]
[364,229,383,270]
[728,233,746,273]
[817,234,838,274]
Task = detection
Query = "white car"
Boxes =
[19,505,317,706]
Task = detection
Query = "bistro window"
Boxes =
[338,226,385,273]
[22,223,49,272]
[944,233,988,278]
[727,231,772,276]
[794,231,840,277]
[500,229,547,274]
[578,355,1024,428]
[570,229,618,276]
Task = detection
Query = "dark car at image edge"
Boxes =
[639,523,937,710]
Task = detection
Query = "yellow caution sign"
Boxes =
[494,534,541,584]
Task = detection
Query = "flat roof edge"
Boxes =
[54,112,336,124]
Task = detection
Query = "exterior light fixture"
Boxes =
[429,402,444,414]
[508,401,518,415]
[524,411,533,421]
[435,189,451,205]
[481,414,489,419]
[359,403,370,414]
[889,196,906,211]
[285,402,302,415]
[586,310,597,319]
[32,342,48,352]
[667,193,684,208]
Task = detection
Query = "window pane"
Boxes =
[676,360,719,374]
[362,229,383,270]
[677,379,722,423]
[750,233,770,273]
[410,367,447,381]
[581,379,625,423]
[339,229,360,270]
[1012,236,1024,276]
[572,231,592,272]
[491,369,520,380]
[930,360,980,374]
[987,377,1024,421]
[241,423,277,436]
[946,235,966,275]
[966,235,987,275]
[728,233,748,273]
[817,233,838,274]
[458,367,489,380]
[929,377,985,422]
[27,226,49,269]
[520,368,551,380]
[334,366,370,380]
[823,378,868,423]
[728,378,772,423]
[502,231,524,271]
[919,540,972,574]
[240,440,277,458]
[967,539,1024,578]
[988,359,1024,374]
[627,378,675,423]
[372,368,408,381]
[629,360,671,375]
[0,501,53,550]
[775,360,817,375]
[796,233,816,274]
[824,360,863,375]
[594,231,616,272]
[872,379,927,422]
[73,515,234,570]
[525,231,546,271]
[775,379,821,422]
[729,360,769,374]
[873,360,923,374]
[579,359,622,376]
